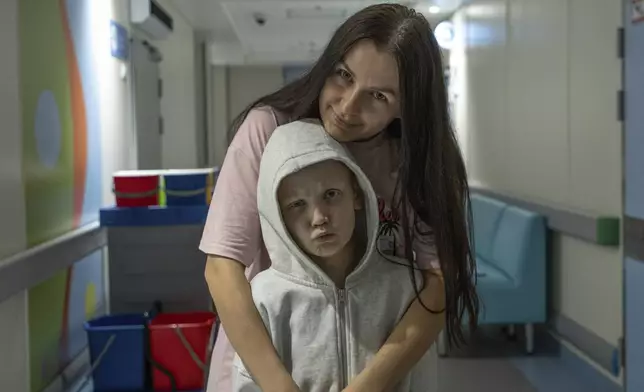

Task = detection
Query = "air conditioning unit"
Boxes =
[131,0,174,40]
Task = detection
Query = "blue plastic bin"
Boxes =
[84,314,148,391]
[164,169,215,206]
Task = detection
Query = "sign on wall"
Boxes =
[110,20,129,60]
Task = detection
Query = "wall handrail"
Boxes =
[0,221,106,304]
[470,185,620,246]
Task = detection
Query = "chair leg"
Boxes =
[437,330,447,357]
[525,323,534,354]
[507,324,516,337]
[503,324,517,340]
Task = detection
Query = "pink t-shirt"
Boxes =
[200,106,439,392]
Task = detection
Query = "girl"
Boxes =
[200,4,479,392]
[231,119,439,391]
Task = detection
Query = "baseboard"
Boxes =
[511,329,622,392]
[552,313,620,375]
[553,333,622,391]
[41,348,90,392]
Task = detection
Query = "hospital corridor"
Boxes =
[0,0,642,391]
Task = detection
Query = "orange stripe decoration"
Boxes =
[59,0,87,228]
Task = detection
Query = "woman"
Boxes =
[200,4,479,392]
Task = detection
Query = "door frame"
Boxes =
[622,0,644,390]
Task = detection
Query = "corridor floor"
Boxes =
[77,326,620,392]
[437,326,620,392]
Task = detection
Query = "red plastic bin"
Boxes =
[149,312,216,391]
[113,170,161,207]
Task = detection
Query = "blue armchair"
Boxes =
[438,193,547,354]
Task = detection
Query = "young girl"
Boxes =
[232,120,438,391]
[200,4,478,392]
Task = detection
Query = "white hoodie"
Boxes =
[232,120,438,392]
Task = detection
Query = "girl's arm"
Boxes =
[343,269,445,392]
[205,255,301,392]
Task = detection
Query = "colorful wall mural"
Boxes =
[19,0,109,390]
[28,252,106,392]
[21,0,102,245]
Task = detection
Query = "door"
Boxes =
[282,65,310,85]
[623,1,644,391]
[131,38,163,170]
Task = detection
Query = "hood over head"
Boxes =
[257,119,379,286]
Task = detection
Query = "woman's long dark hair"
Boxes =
[232,3,478,348]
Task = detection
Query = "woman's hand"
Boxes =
[343,269,445,392]
[205,255,300,392]
[264,379,302,392]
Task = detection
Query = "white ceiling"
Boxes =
[169,0,463,65]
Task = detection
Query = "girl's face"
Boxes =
[319,40,401,142]
[278,160,361,261]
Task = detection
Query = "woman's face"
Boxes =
[319,40,401,142]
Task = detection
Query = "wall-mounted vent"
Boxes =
[131,0,174,40]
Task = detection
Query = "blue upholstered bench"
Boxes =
[438,193,547,354]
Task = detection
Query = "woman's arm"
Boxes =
[205,255,301,392]
[200,108,296,391]
[343,269,445,392]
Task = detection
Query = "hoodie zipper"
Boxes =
[337,288,349,389]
